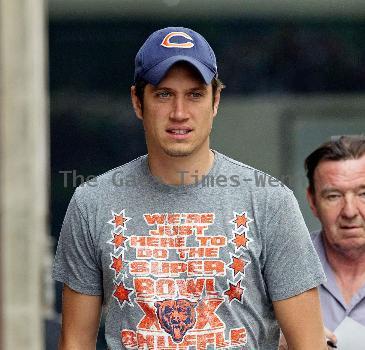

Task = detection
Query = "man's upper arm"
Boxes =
[273,287,327,350]
[59,284,102,350]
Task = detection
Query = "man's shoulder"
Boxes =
[309,230,328,268]
[74,154,147,200]
[95,154,147,182]
[215,151,293,195]
[216,151,257,174]
[310,230,323,248]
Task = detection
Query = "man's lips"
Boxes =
[166,127,193,139]
[339,225,364,235]
[166,127,192,133]
[340,224,363,229]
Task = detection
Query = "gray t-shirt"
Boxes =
[53,151,325,350]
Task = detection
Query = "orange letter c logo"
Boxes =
[161,32,194,49]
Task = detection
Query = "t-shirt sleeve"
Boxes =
[52,190,102,295]
[263,189,326,301]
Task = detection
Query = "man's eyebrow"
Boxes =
[188,85,208,91]
[152,85,208,92]
[151,86,173,91]
[183,84,209,93]
[320,188,341,195]
[320,185,365,195]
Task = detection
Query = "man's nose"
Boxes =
[170,96,188,121]
[341,195,359,219]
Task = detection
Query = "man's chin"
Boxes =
[163,147,193,157]
[334,237,365,253]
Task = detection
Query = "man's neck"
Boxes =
[147,149,215,186]
[324,240,365,304]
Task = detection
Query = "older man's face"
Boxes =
[307,155,365,255]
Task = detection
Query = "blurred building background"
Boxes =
[1,0,365,349]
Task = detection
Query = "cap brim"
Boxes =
[142,55,216,86]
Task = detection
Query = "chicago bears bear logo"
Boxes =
[155,299,197,343]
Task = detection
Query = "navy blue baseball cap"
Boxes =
[134,27,218,86]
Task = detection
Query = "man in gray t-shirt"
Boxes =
[53,27,328,350]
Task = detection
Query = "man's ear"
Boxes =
[131,85,143,120]
[306,187,319,218]
[212,89,221,118]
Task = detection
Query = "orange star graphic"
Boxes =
[229,256,248,276]
[233,213,249,229]
[113,281,132,305]
[113,214,127,228]
[111,255,124,275]
[224,280,245,303]
[233,232,250,249]
[108,210,130,230]
[112,233,128,249]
